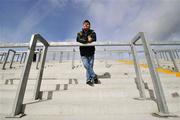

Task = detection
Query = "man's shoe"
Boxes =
[94,77,101,84]
[86,81,94,86]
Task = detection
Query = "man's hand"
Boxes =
[87,35,93,43]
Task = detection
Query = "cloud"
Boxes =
[74,0,180,41]
[129,0,180,41]
[1,0,180,44]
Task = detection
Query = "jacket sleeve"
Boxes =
[76,32,87,44]
[91,31,96,42]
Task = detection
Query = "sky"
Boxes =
[0,0,180,44]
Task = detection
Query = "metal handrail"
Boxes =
[1,41,180,48]
[8,34,49,118]
[131,32,172,117]
[2,49,16,70]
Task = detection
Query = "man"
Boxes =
[76,20,99,86]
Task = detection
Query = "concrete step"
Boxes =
[0,114,172,120]
[0,81,137,90]
[0,75,137,85]
[24,98,157,115]
[1,60,180,119]
[0,84,139,98]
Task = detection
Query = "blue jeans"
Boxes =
[81,55,96,82]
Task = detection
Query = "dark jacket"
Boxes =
[76,29,96,56]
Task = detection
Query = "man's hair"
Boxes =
[83,20,91,25]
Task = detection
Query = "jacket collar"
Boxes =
[82,29,93,33]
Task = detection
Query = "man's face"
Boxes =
[83,22,90,30]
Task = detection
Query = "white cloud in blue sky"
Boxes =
[0,0,180,43]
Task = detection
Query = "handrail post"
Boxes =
[168,50,179,72]
[152,49,160,68]
[140,32,171,116]
[0,53,4,62]
[67,51,70,61]
[175,50,179,59]
[52,52,56,61]
[9,50,16,68]
[36,49,42,69]
[16,54,20,62]
[164,51,169,61]
[20,52,27,64]
[7,34,49,118]
[2,49,16,70]
[2,52,8,70]
[23,52,27,63]
[8,35,37,117]
[130,32,174,116]
[162,51,166,61]
[104,48,109,68]
[159,52,163,60]
[33,46,48,100]
[20,52,25,64]
[72,48,75,69]
[59,51,63,63]
[130,43,146,99]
